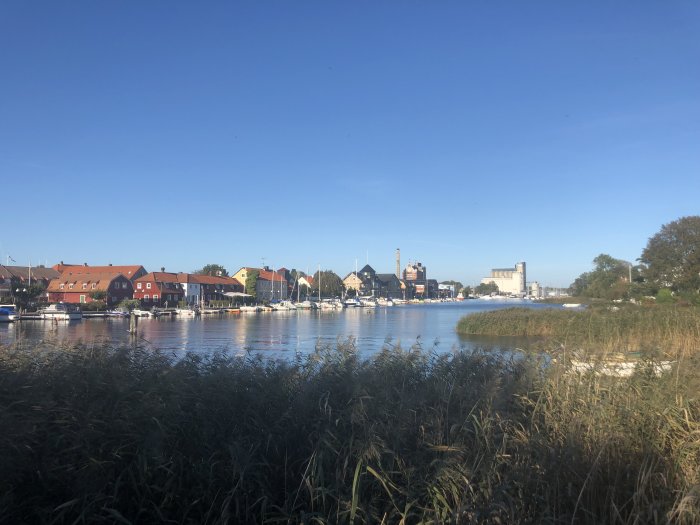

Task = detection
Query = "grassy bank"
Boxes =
[457,305,700,357]
[1,340,699,523]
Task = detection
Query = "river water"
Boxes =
[0,299,560,358]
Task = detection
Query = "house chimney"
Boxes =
[84,262,88,266]
[161,267,165,272]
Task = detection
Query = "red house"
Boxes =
[46,272,134,306]
[133,272,185,307]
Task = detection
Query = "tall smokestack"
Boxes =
[396,248,401,279]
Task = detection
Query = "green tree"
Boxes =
[311,270,344,298]
[569,254,633,300]
[90,290,107,302]
[11,281,46,310]
[245,270,259,300]
[639,216,700,294]
[460,286,473,297]
[475,282,499,296]
[195,264,229,277]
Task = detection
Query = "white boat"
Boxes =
[376,298,395,307]
[200,308,223,315]
[272,300,297,311]
[40,303,82,321]
[359,297,378,308]
[239,305,260,313]
[0,304,19,322]
[133,309,155,318]
[175,307,199,317]
[319,300,339,310]
[343,297,361,307]
[294,300,317,310]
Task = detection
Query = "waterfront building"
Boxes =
[47,272,133,306]
[233,267,288,302]
[342,272,366,294]
[53,263,147,283]
[133,272,185,307]
[376,273,403,298]
[529,281,542,298]
[0,265,60,301]
[176,273,244,305]
[480,262,527,296]
[402,262,437,298]
[256,268,288,302]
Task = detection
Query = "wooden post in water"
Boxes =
[129,311,138,335]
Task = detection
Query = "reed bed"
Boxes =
[1,339,699,524]
[456,305,700,357]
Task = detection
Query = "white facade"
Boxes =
[480,262,526,295]
[181,282,201,305]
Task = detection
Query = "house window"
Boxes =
[92,283,96,289]
[80,295,86,303]
[137,283,142,289]
[82,283,87,289]
[122,282,128,289]
[146,283,151,289]
[153,295,159,300]
[69,284,73,289]
[144,294,149,301]
[60,284,64,290]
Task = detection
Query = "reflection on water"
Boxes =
[0,300,559,357]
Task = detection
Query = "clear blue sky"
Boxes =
[1,2,698,287]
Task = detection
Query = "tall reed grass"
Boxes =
[457,305,700,357]
[1,339,699,523]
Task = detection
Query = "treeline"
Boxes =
[570,216,700,303]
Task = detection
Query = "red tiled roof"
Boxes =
[135,272,181,284]
[257,270,288,283]
[190,274,242,286]
[55,264,146,279]
[47,272,130,293]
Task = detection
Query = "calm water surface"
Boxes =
[0,300,560,358]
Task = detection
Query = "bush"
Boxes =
[656,288,675,304]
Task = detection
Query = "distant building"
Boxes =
[480,262,527,296]
[343,265,405,298]
[403,262,436,298]
[529,281,541,298]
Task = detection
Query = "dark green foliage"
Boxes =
[569,254,634,299]
[640,215,700,294]
[245,269,259,299]
[1,340,699,524]
[195,264,229,277]
[312,270,344,298]
[475,281,499,295]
